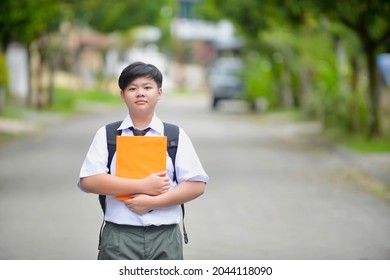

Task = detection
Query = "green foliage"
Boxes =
[313,0,390,45]
[70,0,170,33]
[243,53,277,108]
[0,0,176,49]
[0,0,61,48]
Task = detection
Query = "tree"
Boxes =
[70,0,169,33]
[313,0,390,138]
[0,52,8,112]
[0,0,174,108]
[199,0,390,138]
[0,0,61,107]
[0,0,60,51]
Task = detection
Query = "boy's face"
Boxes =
[120,76,162,118]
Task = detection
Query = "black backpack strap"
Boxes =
[163,122,188,244]
[99,121,122,214]
[163,122,179,182]
[106,121,123,173]
[98,121,122,250]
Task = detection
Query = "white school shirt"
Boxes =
[78,114,209,226]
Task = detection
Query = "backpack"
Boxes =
[98,121,188,246]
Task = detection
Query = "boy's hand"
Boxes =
[123,194,154,215]
[143,171,170,196]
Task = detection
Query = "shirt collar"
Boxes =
[117,114,164,135]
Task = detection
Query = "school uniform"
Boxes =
[78,114,209,259]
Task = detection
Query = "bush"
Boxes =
[243,53,278,109]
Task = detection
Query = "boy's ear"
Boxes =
[158,88,163,100]
[120,90,125,100]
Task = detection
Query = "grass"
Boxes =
[0,87,121,141]
[343,138,390,153]
[323,126,390,153]
[50,88,121,112]
[0,103,27,119]
[0,88,121,116]
[258,109,390,154]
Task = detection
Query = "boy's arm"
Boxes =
[156,181,205,206]
[80,171,170,196]
[123,181,205,215]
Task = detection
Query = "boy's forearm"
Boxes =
[152,181,205,209]
[80,174,143,196]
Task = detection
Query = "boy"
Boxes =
[78,61,208,260]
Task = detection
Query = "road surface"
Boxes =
[0,93,389,260]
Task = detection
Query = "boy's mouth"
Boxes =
[135,99,147,105]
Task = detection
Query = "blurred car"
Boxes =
[208,57,245,109]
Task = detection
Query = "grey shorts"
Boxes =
[98,222,183,260]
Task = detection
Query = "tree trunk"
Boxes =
[364,42,381,138]
[47,63,55,106]
[26,47,33,107]
[348,55,360,132]
[0,88,4,113]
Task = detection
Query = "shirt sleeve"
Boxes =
[175,127,209,185]
[78,126,109,180]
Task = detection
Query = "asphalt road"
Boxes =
[1,93,390,260]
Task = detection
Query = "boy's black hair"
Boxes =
[118,61,163,90]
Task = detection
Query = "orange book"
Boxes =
[115,135,167,200]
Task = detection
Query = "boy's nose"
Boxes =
[136,90,145,97]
